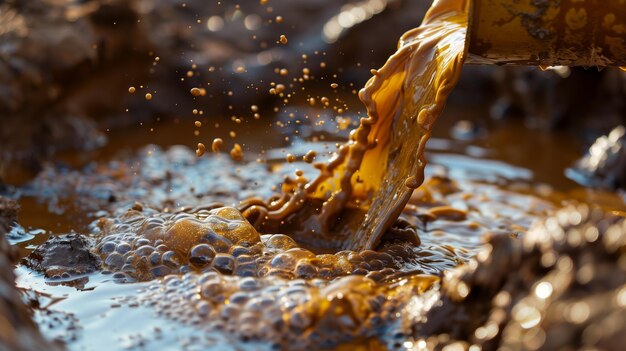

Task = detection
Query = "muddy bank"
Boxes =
[412,204,626,350]
[0,197,59,351]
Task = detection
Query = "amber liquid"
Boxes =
[241,0,470,252]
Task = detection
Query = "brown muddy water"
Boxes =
[4,1,625,349]
[10,96,625,350]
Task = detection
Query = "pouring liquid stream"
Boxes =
[240,0,470,252]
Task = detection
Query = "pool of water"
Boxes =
[9,103,625,350]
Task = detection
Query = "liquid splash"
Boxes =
[240,0,470,252]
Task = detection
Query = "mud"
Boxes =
[7,140,625,350]
[24,234,100,280]
[38,173,615,350]
[3,0,626,350]
[136,271,435,349]
[24,150,552,349]
[0,197,60,351]
[19,145,288,216]
[412,204,626,351]
[4,138,559,350]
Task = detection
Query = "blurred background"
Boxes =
[1,0,625,193]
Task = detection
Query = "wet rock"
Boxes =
[24,234,100,278]
[567,125,626,191]
[413,204,626,350]
[0,196,60,351]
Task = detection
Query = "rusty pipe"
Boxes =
[466,0,626,67]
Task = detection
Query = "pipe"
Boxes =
[466,0,626,67]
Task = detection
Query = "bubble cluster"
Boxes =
[94,206,430,282]
[91,204,450,347]
[138,271,436,348]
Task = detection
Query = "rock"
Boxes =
[567,125,626,191]
[23,234,100,279]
